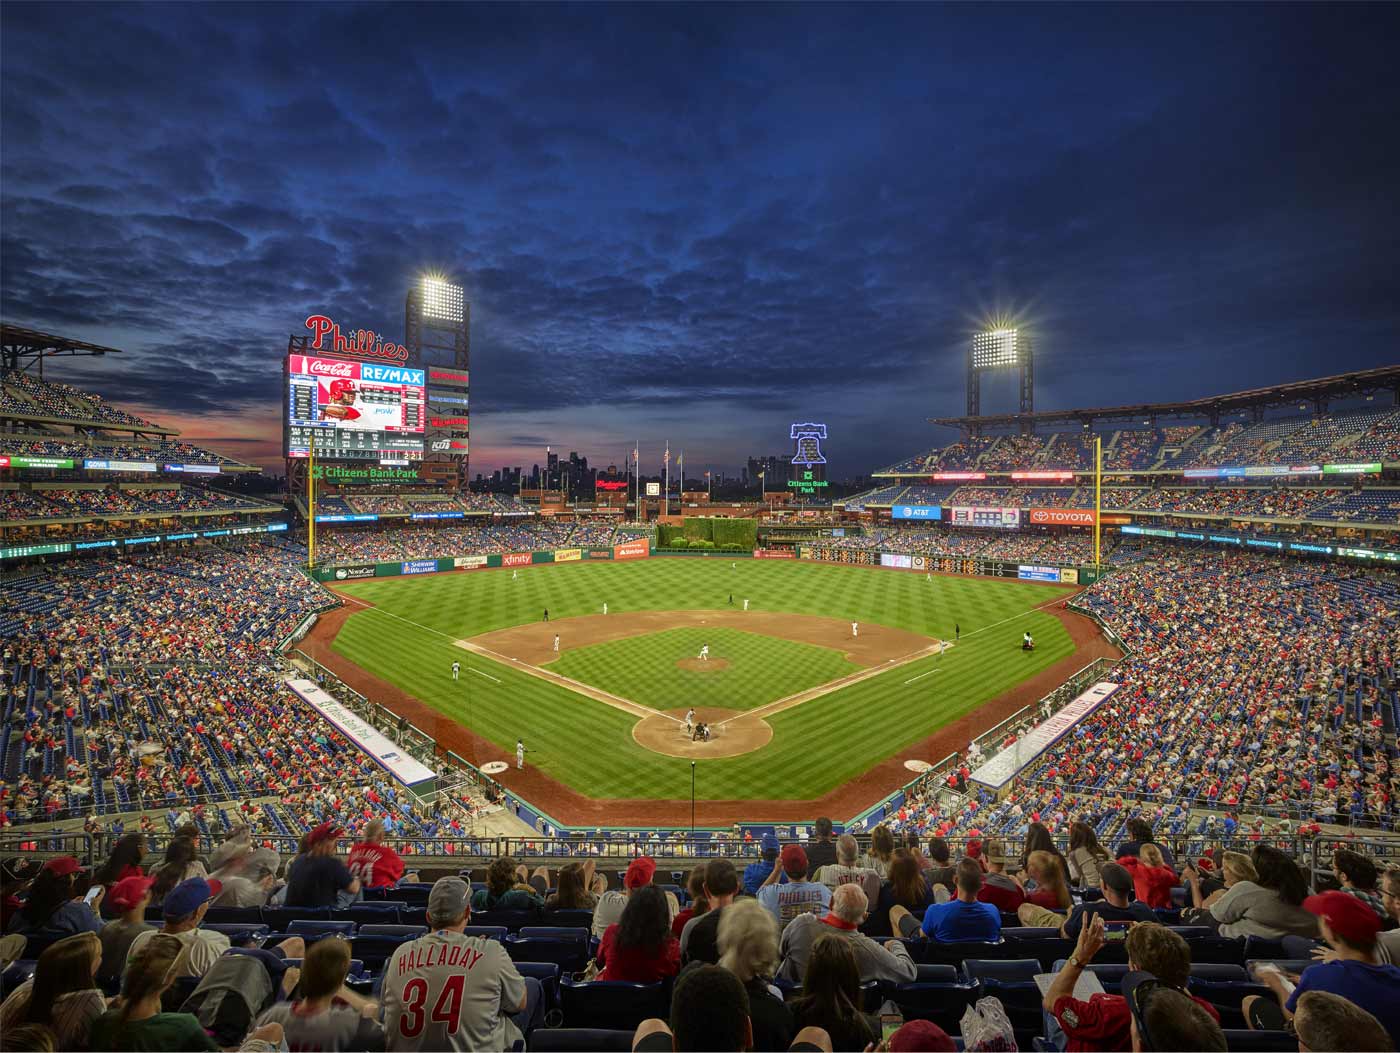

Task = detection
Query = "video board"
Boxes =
[286,354,425,461]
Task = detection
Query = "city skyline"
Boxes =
[3,4,1398,479]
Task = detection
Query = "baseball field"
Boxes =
[302,558,1110,824]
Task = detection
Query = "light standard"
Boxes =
[690,761,696,834]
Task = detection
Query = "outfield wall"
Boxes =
[798,545,1102,585]
[311,539,650,581]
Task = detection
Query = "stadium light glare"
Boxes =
[970,327,1022,369]
[420,275,465,323]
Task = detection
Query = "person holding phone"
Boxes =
[5,857,103,937]
[1043,916,1220,1052]
[1059,863,1157,941]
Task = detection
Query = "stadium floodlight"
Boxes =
[970,328,1023,369]
[420,275,465,323]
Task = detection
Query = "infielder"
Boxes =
[451,660,460,680]
[851,621,859,638]
[553,634,560,652]
[516,739,525,769]
[940,639,947,657]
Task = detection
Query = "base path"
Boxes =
[302,587,1118,825]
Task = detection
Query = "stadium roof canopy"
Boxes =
[932,365,1400,431]
[2,323,124,372]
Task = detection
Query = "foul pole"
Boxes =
[307,436,316,569]
[1093,435,1102,567]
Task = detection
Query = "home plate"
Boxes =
[904,760,933,773]
[481,761,509,775]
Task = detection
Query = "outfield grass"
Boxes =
[330,559,1079,803]
[547,626,863,712]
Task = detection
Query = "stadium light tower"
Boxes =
[967,327,1034,433]
[406,275,470,490]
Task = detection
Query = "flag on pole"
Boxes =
[664,443,670,465]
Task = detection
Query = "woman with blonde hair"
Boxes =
[0,931,107,1050]
[1016,849,1073,926]
[718,898,793,1051]
[1119,842,1176,907]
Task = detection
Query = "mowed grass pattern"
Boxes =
[330,559,1079,803]
[548,627,863,712]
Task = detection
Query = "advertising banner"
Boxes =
[164,463,222,474]
[453,555,489,569]
[1029,508,1096,526]
[1017,565,1061,582]
[428,368,469,385]
[410,511,465,520]
[288,677,435,790]
[891,504,942,520]
[1011,471,1075,481]
[502,552,532,568]
[315,513,379,523]
[84,459,159,472]
[1,455,75,469]
[970,681,1120,791]
[948,506,1021,529]
[1059,568,1080,584]
[752,548,797,559]
[401,560,438,575]
[74,539,118,550]
[881,552,913,569]
[929,472,986,480]
[1323,462,1383,474]
[554,548,582,563]
[613,539,650,560]
[1101,514,1133,525]
[912,555,926,571]
[645,482,661,497]
[584,548,614,559]
[330,564,377,581]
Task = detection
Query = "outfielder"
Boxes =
[451,660,460,680]
[512,569,518,580]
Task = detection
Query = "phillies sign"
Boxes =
[1029,508,1097,526]
[305,314,410,364]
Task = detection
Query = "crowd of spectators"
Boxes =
[1,487,265,522]
[2,372,159,428]
[0,437,243,467]
[313,518,637,564]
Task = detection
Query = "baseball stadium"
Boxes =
[3,4,1400,1048]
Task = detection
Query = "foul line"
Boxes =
[904,667,943,685]
[343,600,506,684]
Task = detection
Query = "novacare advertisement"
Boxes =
[331,564,376,581]
[613,540,650,560]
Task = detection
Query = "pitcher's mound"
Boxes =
[632,706,772,758]
[676,657,730,672]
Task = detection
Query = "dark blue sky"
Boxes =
[3,2,1398,476]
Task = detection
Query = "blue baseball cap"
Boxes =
[163,876,222,918]
[760,832,779,853]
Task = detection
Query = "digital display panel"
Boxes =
[286,354,425,461]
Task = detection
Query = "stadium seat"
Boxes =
[879,966,981,1035]
[559,976,670,1030]
[345,901,410,925]
[205,906,264,925]
[464,925,510,942]
[545,909,596,929]
[473,909,541,932]
[1,961,36,999]
[357,924,429,938]
[963,959,1043,1043]
[526,1028,635,1051]
[261,906,329,930]
[1222,1030,1296,1052]
[287,919,356,941]
[202,923,270,943]
[350,933,414,972]
[506,933,591,972]
[515,960,563,1015]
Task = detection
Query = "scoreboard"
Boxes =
[286,354,425,461]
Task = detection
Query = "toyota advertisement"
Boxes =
[286,354,425,461]
[1028,508,1097,526]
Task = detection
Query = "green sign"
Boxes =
[786,469,830,495]
[311,464,421,484]
[1322,463,1382,475]
[2,455,75,469]
[0,542,72,559]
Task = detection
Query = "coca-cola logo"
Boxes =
[307,359,356,378]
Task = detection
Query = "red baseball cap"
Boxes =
[306,821,344,848]
[1303,890,1381,944]
[889,1019,957,1052]
[625,857,656,890]
[108,875,157,912]
[43,856,82,877]
[780,843,809,876]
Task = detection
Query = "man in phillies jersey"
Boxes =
[382,877,532,1051]
[348,819,416,891]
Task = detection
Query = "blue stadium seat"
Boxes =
[515,961,563,1014]
[205,906,264,925]
[506,934,590,972]
[464,925,509,942]
[1222,1030,1296,1052]
[879,966,981,1035]
[526,1028,635,1051]
[963,959,1043,1044]
[559,977,670,1030]
[261,906,329,930]
[544,909,596,929]
[357,924,429,938]
[1,961,36,999]
[351,933,415,972]
[287,919,356,941]
[202,923,270,943]
[473,909,541,932]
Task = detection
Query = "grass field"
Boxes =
[548,626,863,712]
[330,558,1078,802]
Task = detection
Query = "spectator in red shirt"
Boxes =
[1043,915,1222,1051]
[671,866,708,939]
[1118,844,1177,909]
[597,886,681,983]
[347,819,413,890]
